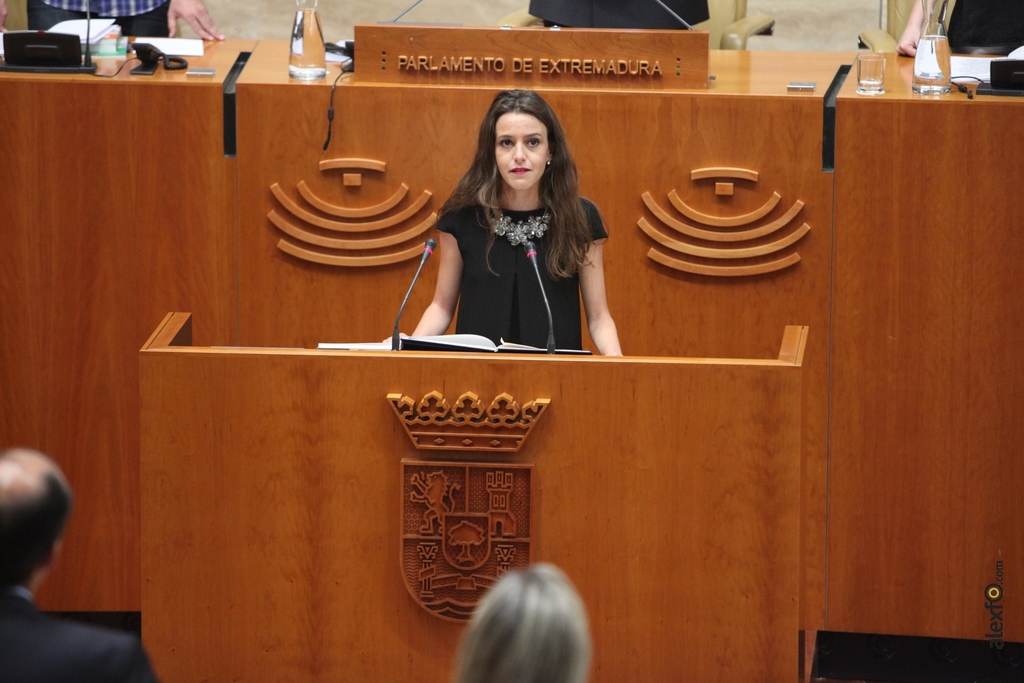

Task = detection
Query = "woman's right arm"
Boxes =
[411,232,463,336]
[897,2,924,56]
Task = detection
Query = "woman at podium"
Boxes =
[411,90,622,356]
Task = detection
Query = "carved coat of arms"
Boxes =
[401,461,531,621]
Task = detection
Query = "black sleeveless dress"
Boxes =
[528,0,709,29]
[948,0,1024,54]
[437,199,607,350]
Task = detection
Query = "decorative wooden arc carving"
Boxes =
[319,158,387,172]
[271,184,433,232]
[647,249,801,277]
[269,211,436,249]
[402,460,532,621]
[641,193,805,242]
[639,220,810,258]
[277,240,429,267]
[670,190,781,227]
[388,391,550,453]
[268,159,436,267]
[297,181,409,218]
[691,167,759,181]
[640,169,811,278]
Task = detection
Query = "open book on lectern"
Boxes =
[317,334,591,355]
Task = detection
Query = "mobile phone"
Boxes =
[787,81,816,92]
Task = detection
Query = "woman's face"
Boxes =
[494,112,552,207]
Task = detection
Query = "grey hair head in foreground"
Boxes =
[453,562,592,683]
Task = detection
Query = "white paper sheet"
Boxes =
[952,56,993,81]
[130,38,204,56]
[317,342,391,350]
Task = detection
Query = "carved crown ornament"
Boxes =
[268,158,436,267]
[640,167,811,277]
[387,391,550,453]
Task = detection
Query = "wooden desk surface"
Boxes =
[238,39,853,98]
[0,39,255,82]
[235,39,353,85]
[707,50,854,96]
[836,51,1024,103]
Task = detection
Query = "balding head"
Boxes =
[0,448,73,587]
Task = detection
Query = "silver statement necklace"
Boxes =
[494,211,550,246]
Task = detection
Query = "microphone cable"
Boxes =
[322,64,350,151]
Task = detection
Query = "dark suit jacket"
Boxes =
[528,0,710,28]
[0,592,158,683]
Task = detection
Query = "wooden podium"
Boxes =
[141,313,807,683]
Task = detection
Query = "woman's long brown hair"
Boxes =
[439,90,593,279]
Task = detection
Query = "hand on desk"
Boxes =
[897,0,923,56]
[168,0,224,41]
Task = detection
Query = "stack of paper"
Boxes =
[48,18,116,44]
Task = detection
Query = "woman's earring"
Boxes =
[546,159,551,166]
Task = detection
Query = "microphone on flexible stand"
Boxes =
[390,0,426,22]
[392,238,437,351]
[83,0,95,71]
[653,0,694,30]
[523,240,556,354]
[381,0,457,25]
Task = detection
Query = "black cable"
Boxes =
[952,76,982,99]
[322,63,350,151]
[162,54,188,70]
[92,57,141,78]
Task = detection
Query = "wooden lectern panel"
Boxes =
[829,70,1024,640]
[0,45,250,609]
[141,315,804,682]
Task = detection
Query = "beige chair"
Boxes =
[5,0,28,30]
[694,0,774,50]
[498,0,775,50]
[859,0,957,52]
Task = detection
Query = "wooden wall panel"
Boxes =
[0,44,249,609]
[829,64,1024,640]
[236,46,848,629]
[141,321,803,683]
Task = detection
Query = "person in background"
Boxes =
[13,0,224,40]
[411,89,622,356]
[453,563,592,683]
[898,0,1024,56]
[529,0,709,29]
[0,447,159,683]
